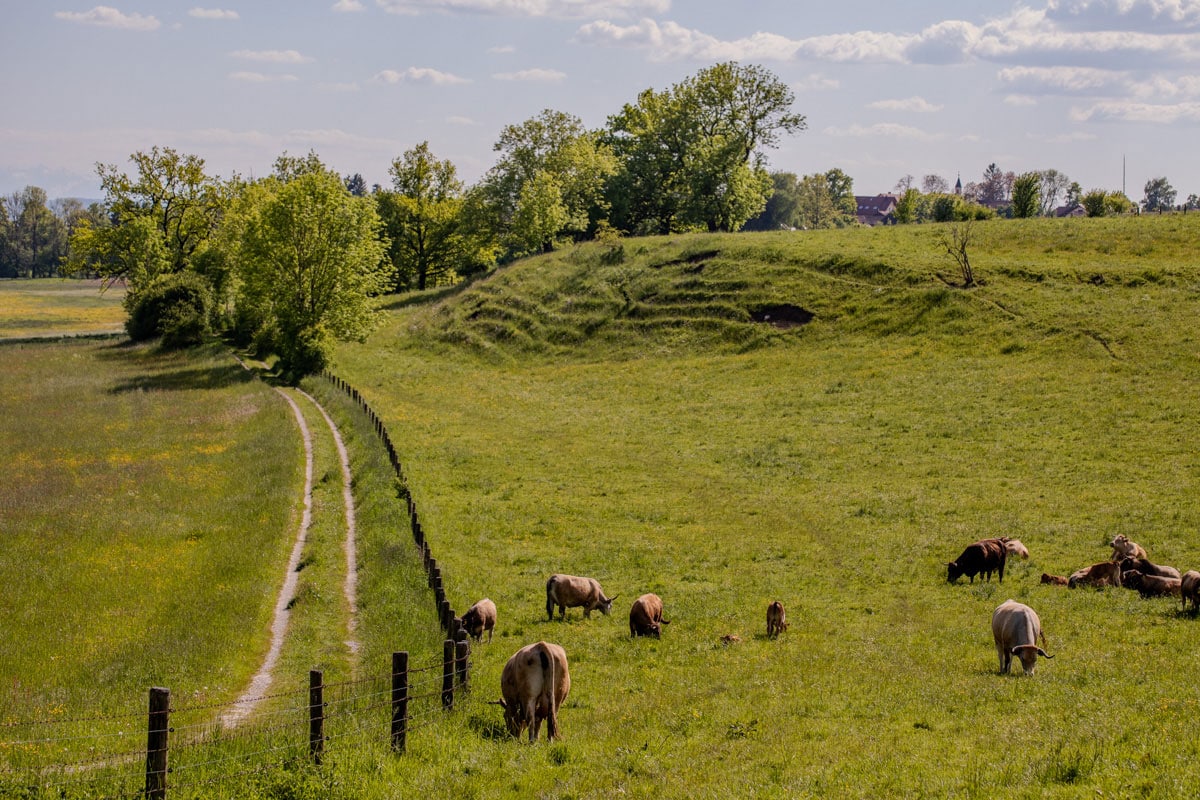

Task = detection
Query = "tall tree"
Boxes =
[3,187,65,278]
[344,172,368,197]
[1142,177,1176,213]
[743,171,802,231]
[1037,169,1071,216]
[922,174,949,194]
[225,156,391,377]
[979,163,1007,205]
[1011,172,1041,218]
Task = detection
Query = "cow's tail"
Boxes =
[541,646,559,740]
[546,577,556,620]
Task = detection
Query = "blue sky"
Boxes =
[2,1,1197,202]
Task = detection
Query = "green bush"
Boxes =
[125,271,213,346]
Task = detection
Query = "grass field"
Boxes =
[326,214,1200,798]
[0,279,125,338]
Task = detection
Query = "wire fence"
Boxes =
[0,647,472,800]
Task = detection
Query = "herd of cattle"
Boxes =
[948,534,1200,676]
[472,536,1200,742]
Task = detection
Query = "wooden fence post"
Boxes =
[442,640,455,710]
[309,670,324,765]
[455,631,470,691]
[144,687,170,800]
[391,652,408,753]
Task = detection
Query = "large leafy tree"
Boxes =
[1011,172,1041,218]
[225,154,391,377]
[743,172,802,231]
[2,186,66,278]
[1142,177,1176,213]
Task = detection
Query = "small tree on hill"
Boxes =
[936,219,976,287]
[1011,172,1041,218]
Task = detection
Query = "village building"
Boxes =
[854,194,898,226]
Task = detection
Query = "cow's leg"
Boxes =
[526,701,540,742]
[546,702,559,741]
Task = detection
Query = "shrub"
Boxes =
[125,271,213,346]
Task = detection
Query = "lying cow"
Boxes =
[1119,557,1180,581]
[948,538,1007,584]
[495,641,570,742]
[546,574,616,621]
[1110,534,1147,562]
[1181,571,1200,613]
[1041,573,1069,586]
[1005,539,1030,560]
[1123,570,1181,599]
[629,593,669,638]
[1068,561,1122,589]
[766,600,788,639]
[991,599,1054,675]
[458,598,497,643]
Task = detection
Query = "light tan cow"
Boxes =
[1068,561,1122,589]
[766,600,788,639]
[991,599,1054,675]
[458,598,497,643]
[1180,570,1200,613]
[546,574,616,621]
[1004,539,1030,560]
[496,641,570,742]
[629,593,668,638]
[1110,534,1147,562]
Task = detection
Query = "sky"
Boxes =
[2,0,1198,203]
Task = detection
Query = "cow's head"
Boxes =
[947,562,962,583]
[493,698,527,738]
[599,594,617,615]
[1011,644,1053,674]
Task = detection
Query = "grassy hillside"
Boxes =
[329,215,1200,799]
[0,279,125,338]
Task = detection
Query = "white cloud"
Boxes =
[822,123,942,141]
[332,0,365,10]
[188,8,239,20]
[997,65,1125,94]
[1071,99,1200,122]
[229,72,299,83]
[373,67,470,85]
[1045,0,1200,32]
[492,68,566,82]
[793,73,839,92]
[1004,94,1039,106]
[376,0,669,18]
[230,49,314,64]
[867,96,944,112]
[55,6,160,31]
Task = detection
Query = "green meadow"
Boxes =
[0,279,125,338]
[3,214,1200,798]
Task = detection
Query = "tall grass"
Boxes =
[0,279,125,338]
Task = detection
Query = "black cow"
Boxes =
[948,538,1008,584]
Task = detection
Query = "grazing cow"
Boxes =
[947,538,1008,584]
[1122,570,1182,599]
[1041,573,1069,586]
[1005,539,1030,560]
[629,593,668,638]
[1119,557,1181,581]
[766,600,788,639]
[991,599,1054,675]
[495,641,570,742]
[546,574,616,621]
[1180,571,1200,613]
[458,598,497,643]
[1110,534,1147,562]
[1068,561,1122,589]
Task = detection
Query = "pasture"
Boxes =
[328,215,1200,798]
[0,279,125,338]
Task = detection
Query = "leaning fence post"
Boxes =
[455,632,470,691]
[442,640,455,710]
[309,670,324,765]
[391,652,409,753]
[144,687,170,800]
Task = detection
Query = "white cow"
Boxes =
[991,599,1054,675]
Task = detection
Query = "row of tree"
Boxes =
[0,188,108,279]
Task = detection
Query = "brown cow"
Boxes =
[458,598,497,643]
[766,601,788,638]
[1123,570,1182,599]
[1068,561,1122,589]
[1180,571,1200,613]
[1110,534,1147,562]
[546,574,616,621]
[495,641,570,742]
[1041,573,1069,586]
[629,593,668,638]
[947,538,1008,584]
[991,599,1054,675]
[1119,557,1180,581]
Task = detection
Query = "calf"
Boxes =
[495,641,571,742]
[1068,561,1122,589]
[1119,557,1180,581]
[1110,534,1147,562]
[1041,573,1069,586]
[1180,570,1200,613]
[458,598,497,643]
[766,600,788,639]
[947,538,1008,584]
[545,574,616,621]
[1123,570,1182,599]
[629,593,668,638]
[1005,539,1030,560]
[991,599,1053,675]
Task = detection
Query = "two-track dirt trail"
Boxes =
[220,374,359,728]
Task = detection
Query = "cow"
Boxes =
[629,593,668,638]
[495,641,570,742]
[1110,534,1147,562]
[766,600,788,639]
[458,598,497,643]
[1068,561,1122,589]
[1041,573,1069,586]
[991,599,1054,675]
[1122,570,1182,599]
[947,538,1008,584]
[1180,570,1200,613]
[1119,557,1180,581]
[1005,539,1030,560]
[546,574,616,621]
